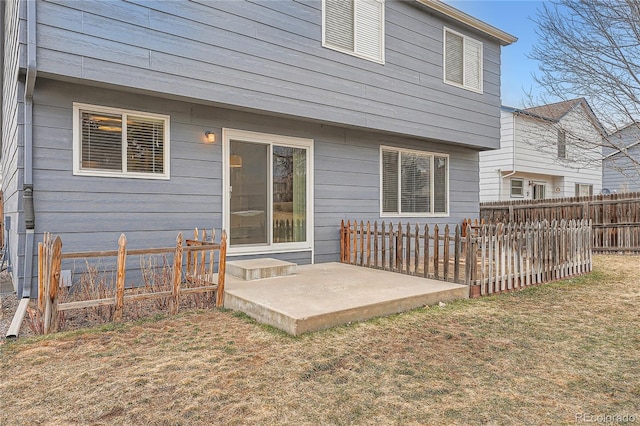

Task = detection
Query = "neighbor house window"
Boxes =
[381,146,448,216]
[510,178,524,197]
[558,129,567,159]
[73,103,170,179]
[533,182,546,200]
[575,183,593,197]
[323,0,385,63]
[444,28,483,93]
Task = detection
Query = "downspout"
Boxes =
[21,0,36,299]
[499,112,518,200]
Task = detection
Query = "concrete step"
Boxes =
[226,258,297,281]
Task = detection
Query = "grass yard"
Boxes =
[1,255,639,425]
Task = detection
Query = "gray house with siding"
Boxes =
[1,0,515,296]
[603,123,640,193]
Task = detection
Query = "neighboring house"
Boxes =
[602,123,640,193]
[479,99,603,202]
[1,0,515,296]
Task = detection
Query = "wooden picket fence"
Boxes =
[340,219,593,297]
[468,220,592,296]
[480,192,640,253]
[340,220,465,283]
[37,228,227,334]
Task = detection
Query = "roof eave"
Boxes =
[416,0,517,46]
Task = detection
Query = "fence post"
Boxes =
[433,224,440,279]
[443,225,450,281]
[374,221,379,269]
[397,222,403,273]
[405,223,411,275]
[37,238,45,314]
[464,224,472,286]
[366,221,372,267]
[340,220,345,262]
[381,222,386,270]
[43,236,62,334]
[216,231,227,307]
[359,221,365,266]
[454,225,460,283]
[171,232,184,315]
[389,222,394,271]
[423,224,430,278]
[414,223,420,275]
[114,234,127,322]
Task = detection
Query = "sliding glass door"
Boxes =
[229,141,268,245]
[225,130,313,252]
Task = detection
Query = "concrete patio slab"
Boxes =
[224,262,468,335]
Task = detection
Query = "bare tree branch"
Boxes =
[525,0,640,187]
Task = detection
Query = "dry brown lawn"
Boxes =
[1,255,639,425]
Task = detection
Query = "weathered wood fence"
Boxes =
[480,192,640,253]
[340,219,592,297]
[37,228,227,334]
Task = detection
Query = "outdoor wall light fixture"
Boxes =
[205,131,216,143]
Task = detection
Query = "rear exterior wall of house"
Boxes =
[24,78,480,294]
[3,0,506,294]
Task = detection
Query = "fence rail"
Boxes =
[340,219,592,297]
[480,192,640,253]
[37,228,227,334]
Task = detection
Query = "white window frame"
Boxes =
[510,178,524,198]
[532,181,547,200]
[322,0,385,64]
[222,128,314,256]
[576,183,593,197]
[72,103,170,180]
[379,145,449,218]
[443,27,483,94]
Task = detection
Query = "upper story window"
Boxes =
[380,146,449,216]
[443,28,483,93]
[323,0,385,64]
[557,129,567,159]
[73,103,170,179]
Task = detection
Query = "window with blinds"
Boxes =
[381,147,448,216]
[323,0,384,63]
[73,104,170,179]
[444,28,483,93]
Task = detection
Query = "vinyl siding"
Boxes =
[479,109,514,201]
[603,145,640,192]
[34,0,502,150]
[27,79,480,287]
[603,126,640,192]
[1,0,24,292]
